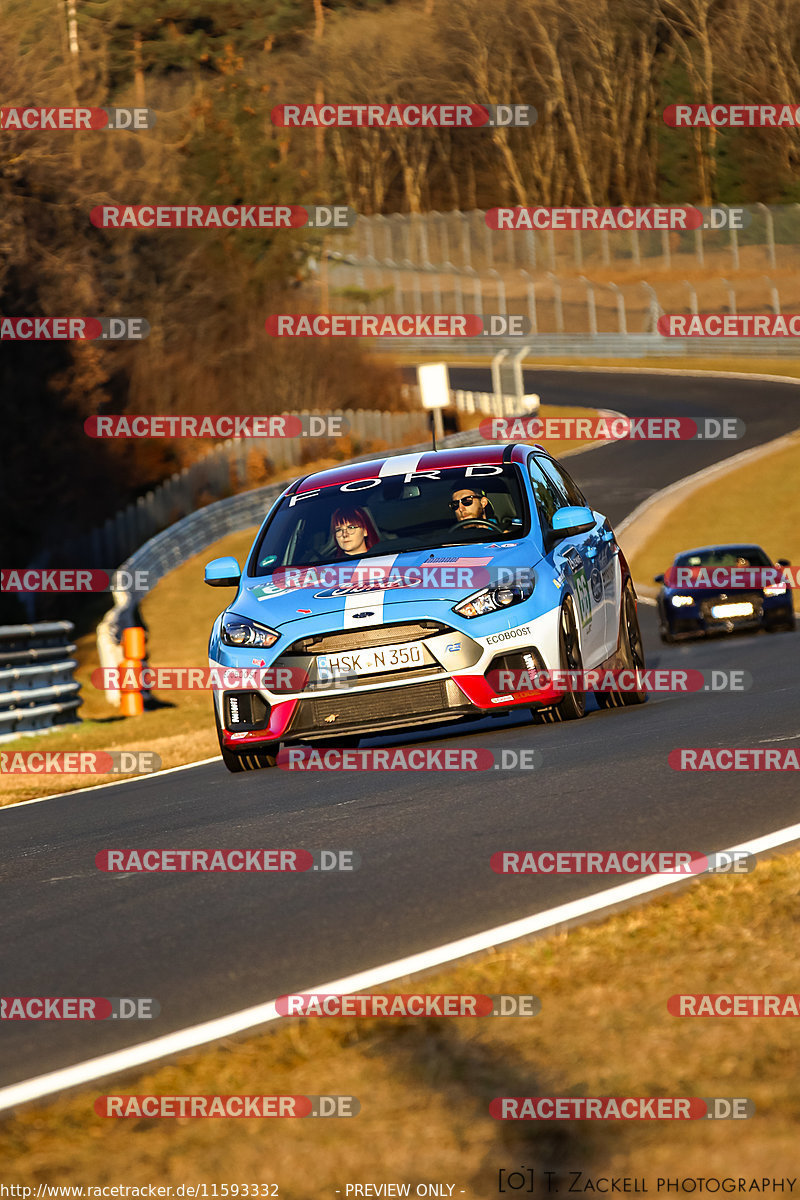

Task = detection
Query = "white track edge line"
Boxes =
[1,757,222,811]
[2,818,799,1115]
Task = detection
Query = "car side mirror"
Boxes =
[204,556,241,587]
[654,573,665,584]
[777,558,791,567]
[547,505,595,546]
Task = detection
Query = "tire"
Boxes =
[531,599,585,723]
[214,703,278,773]
[657,602,675,644]
[766,615,796,633]
[597,580,648,708]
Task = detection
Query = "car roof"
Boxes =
[289,442,545,494]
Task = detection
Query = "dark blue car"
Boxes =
[655,543,795,643]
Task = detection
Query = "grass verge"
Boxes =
[2,850,798,1188]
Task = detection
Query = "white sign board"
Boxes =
[417,362,450,410]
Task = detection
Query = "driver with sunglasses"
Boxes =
[449,486,496,523]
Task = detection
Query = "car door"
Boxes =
[527,455,605,666]
[536,455,618,660]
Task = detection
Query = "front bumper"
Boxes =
[216,608,564,746]
[663,591,793,638]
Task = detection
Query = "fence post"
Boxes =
[608,282,626,335]
[519,270,537,334]
[546,273,563,334]
[525,228,536,269]
[639,281,662,332]
[465,267,482,315]
[438,212,449,264]
[682,279,698,316]
[460,211,471,268]
[755,203,776,270]
[580,275,597,335]
[488,268,506,317]
[763,276,781,314]
[445,263,462,314]
[719,276,736,315]
[600,228,610,267]
[573,229,583,270]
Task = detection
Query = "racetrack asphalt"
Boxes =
[2,368,799,1090]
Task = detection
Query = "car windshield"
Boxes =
[249,464,529,575]
[675,547,771,568]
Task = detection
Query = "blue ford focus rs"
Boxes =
[205,443,646,771]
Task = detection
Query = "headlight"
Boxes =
[221,614,280,648]
[764,584,787,596]
[454,581,533,619]
[671,595,694,608]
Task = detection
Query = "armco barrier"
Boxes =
[0,623,82,740]
[49,408,429,574]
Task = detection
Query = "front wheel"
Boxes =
[597,580,648,708]
[214,704,278,772]
[531,599,585,723]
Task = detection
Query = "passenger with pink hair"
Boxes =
[330,506,380,559]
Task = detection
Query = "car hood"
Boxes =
[231,541,541,628]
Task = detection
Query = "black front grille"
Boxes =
[310,679,447,725]
[289,621,449,656]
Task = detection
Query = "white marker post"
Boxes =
[417,362,449,449]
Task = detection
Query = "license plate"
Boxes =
[317,641,425,679]
[711,602,753,618]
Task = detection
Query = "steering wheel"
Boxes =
[448,517,504,534]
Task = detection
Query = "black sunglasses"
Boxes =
[449,495,481,510]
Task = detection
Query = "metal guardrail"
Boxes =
[0,623,82,740]
[377,334,800,357]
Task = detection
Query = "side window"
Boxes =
[527,456,562,530]
[536,457,587,508]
